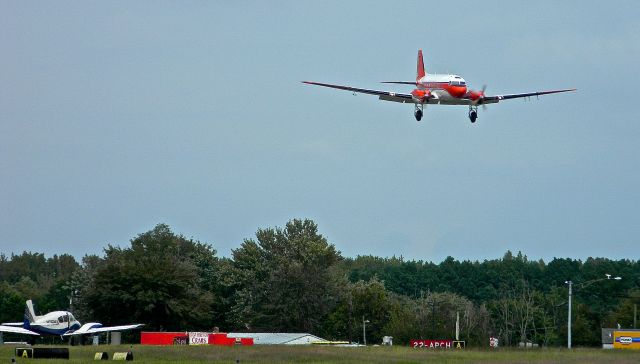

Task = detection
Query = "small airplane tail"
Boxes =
[24,300,37,327]
[416,49,426,81]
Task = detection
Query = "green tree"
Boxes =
[382,294,420,345]
[229,219,342,334]
[605,289,640,329]
[13,276,40,301]
[324,277,392,344]
[0,282,23,324]
[84,224,217,330]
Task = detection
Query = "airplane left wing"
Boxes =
[303,81,414,103]
[485,88,576,102]
[0,325,40,336]
[62,323,144,336]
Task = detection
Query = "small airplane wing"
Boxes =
[63,323,144,336]
[0,325,40,336]
[1,322,24,327]
[485,88,576,102]
[302,81,414,103]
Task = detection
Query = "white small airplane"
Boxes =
[0,300,143,337]
[303,50,576,123]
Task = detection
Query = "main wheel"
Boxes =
[469,111,477,123]
[414,109,423,121]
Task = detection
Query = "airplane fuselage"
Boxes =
[416,74,492,105]
[418,74,466,97]
[26,311,81,336]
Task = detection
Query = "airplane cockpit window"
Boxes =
[69,314,75,321]
[63,315,69,322]
[58,316,64,323]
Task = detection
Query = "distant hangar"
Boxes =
[228,333,324,345]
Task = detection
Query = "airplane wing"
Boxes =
[0,325,40,336]
[303,81,575,106]
[62,323,144,336]
[1,322,24,327]
[302,81,414,103]
[485,88,576,102]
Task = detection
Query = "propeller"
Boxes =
[472,85,488,110]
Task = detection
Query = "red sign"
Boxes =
[411,340,453,348]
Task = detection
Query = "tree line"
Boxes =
[1,219,638,347]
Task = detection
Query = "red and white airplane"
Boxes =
[303,50,576,123]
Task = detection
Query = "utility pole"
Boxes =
[431,298,436,338]
[362,316,370,346]
[565,274,621,349]
[455,311,460,341]
[566,280,572,349]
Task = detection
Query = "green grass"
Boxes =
[2,344,640,363]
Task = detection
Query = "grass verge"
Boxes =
[2,344,640,363]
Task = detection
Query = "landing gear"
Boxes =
[414,104,424,121]
[414,109,423,121]
[468,105,478,123]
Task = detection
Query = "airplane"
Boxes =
[303,50,576,123]
[0,300,143,338]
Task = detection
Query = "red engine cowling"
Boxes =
[411,89,431,103]
[469,87,486,105]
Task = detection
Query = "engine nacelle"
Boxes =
[469,86,487,105]
[411,89,431,103]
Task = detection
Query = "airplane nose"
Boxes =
[451,86,466,97]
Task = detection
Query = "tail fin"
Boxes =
[24,300,36,327]
[416,49,426,81]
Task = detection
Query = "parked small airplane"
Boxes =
[0,300,143,337]
[303,50,576,123]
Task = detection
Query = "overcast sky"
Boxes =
[1,1,639,262]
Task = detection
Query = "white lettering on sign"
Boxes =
[410,340,453,348]
[189,332,209,345]
[620,336,633,344]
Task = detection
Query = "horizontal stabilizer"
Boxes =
[381,81,419,86]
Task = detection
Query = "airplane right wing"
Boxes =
[302,81,414,103]
[63,323,144,336]
[0,325,40,336]
[1,322,23,327]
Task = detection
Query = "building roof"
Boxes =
[227,332,325,345]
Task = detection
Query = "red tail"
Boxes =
[416,49,425,81]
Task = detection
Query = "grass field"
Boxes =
[2,344,640,363]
